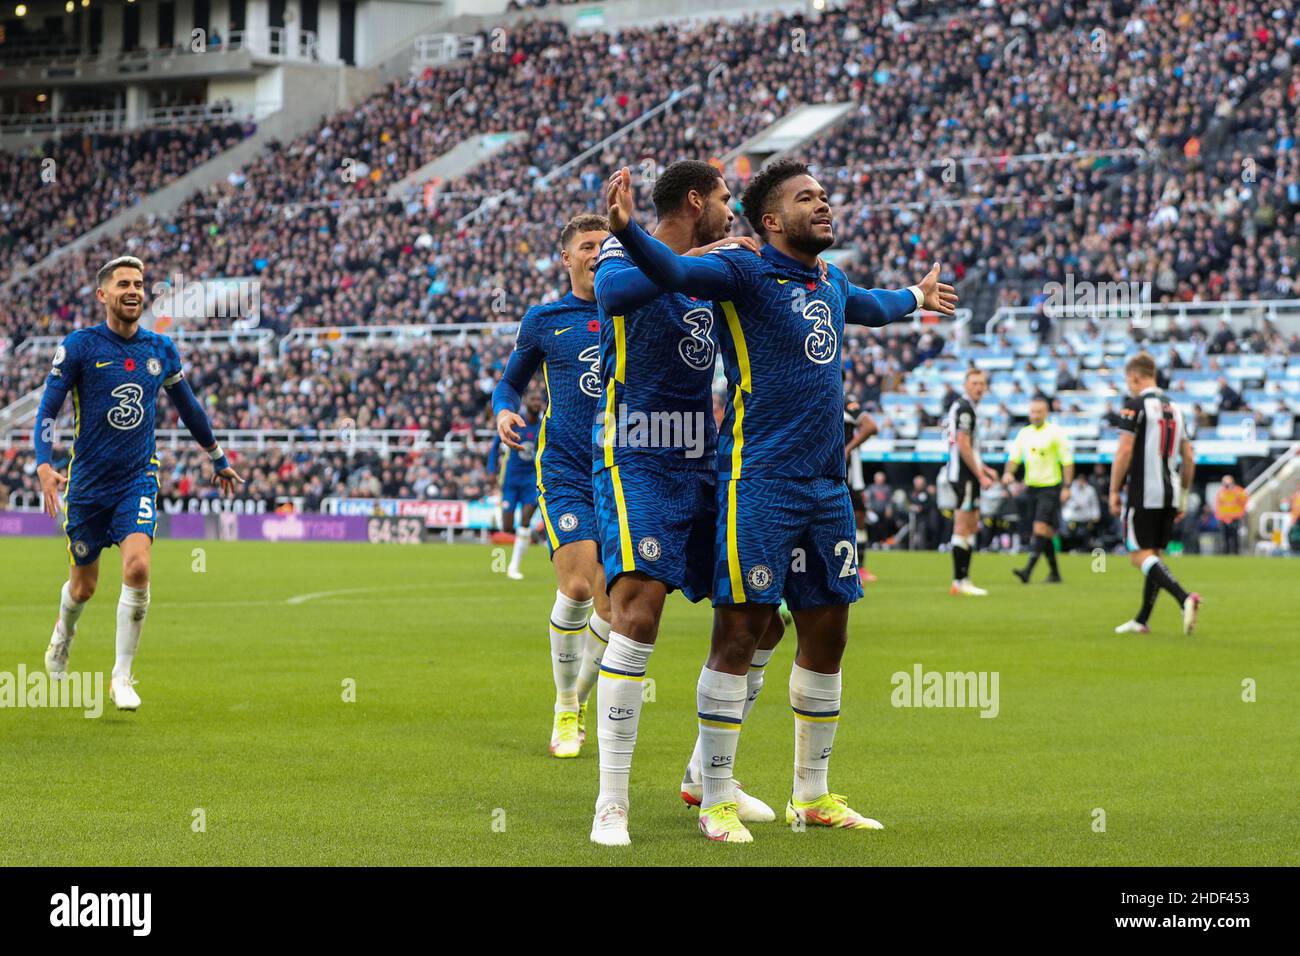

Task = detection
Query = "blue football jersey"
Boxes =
[502,292,603,484]
[42,323,183,504]
[591,235,719,472]
[711,247,892,481]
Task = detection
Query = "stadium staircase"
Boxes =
[1245,442,1300,550]
[386,131,527,199]
[0,388,42,438]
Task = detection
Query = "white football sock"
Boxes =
[114,584,150,679]
[790,663,841,803]
[696,667,747,808]
[509,534,529,573]
[685,646,774,785]
[595,631,654,810]
[576,610,610,707]
[58,581,87,637]
[745,647,774,720]
[549,590,590,713]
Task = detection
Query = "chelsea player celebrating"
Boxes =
[493,214,614,759]
[34,256,242,710]
[588,161,786,846]
[604,160,957,842]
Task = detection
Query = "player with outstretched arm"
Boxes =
[34,256,243,710]
[600,160,957,842]
[587,160,787,845]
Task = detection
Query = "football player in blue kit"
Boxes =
[588,161,792,847]
[488,390,544,579]
[604,160,958,841]
[34,256,242,711]
[492,214,614,758]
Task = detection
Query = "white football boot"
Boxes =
[44,620,75,680]
[590,802,631,846]
[110,673,141,711]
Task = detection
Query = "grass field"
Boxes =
[0,538,1295,866]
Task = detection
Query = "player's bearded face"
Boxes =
[779,176,834,255]
[100,268,145,324]
[695,181,734,246]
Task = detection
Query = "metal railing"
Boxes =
[0,108,125,134]
[1,102,261,136]
[16,328,275,357]
[412,34,484,72]
[2,427,435,456]
[988,299,1300,335]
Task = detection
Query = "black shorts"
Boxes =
[1123,506,1176,552]
[1028,484,1062,528]
[947,470,979,512]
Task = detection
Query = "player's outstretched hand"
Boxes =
[917,262,958,315]
[606,167,635,232]
[686,236,760,257]
[497,408,527,451]
[215,466,244,497]
[36,463,67,519]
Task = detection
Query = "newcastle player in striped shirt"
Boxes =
[943,368,999,595]
[1109,352,1202,635]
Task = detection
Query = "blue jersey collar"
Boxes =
[760,243,821,278]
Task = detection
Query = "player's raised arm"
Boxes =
[161,341,243,496]
[604,167,742,299]
[492,313,543,451]
[844,263,957,327]
[33,337,79,519]
[593,235,666,315]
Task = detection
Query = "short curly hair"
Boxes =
[652,160,724,218]
[740,158,813,240]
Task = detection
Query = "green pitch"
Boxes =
[0,539,1294,866]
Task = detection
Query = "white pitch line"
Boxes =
[285,584,429,605]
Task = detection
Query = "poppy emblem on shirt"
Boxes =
[587,319,599,333]
[123,358,137,372]
[806,282,817,290]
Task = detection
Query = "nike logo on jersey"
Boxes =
[95,361,113,368]
[553,327,573,336]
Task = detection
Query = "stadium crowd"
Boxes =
[2,0,1299,545]
[0,122,254,281]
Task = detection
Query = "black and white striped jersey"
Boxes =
[844,410,866,490]
[1117,387,1186,510]
[943,395,979,484]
